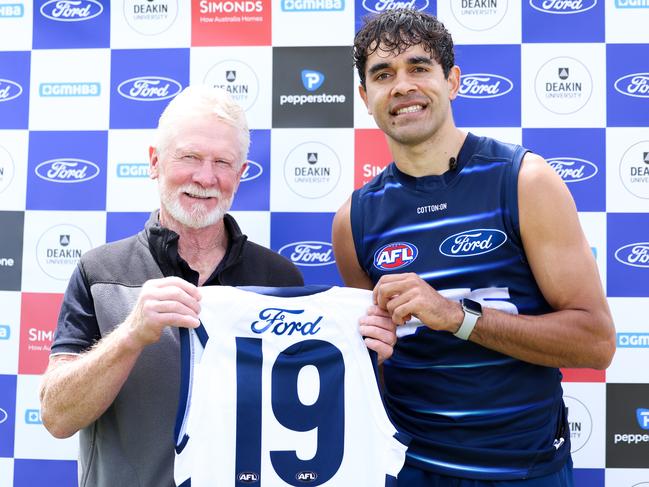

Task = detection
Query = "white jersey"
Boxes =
[174,286,408,487]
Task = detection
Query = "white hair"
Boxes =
[153,85,250,167]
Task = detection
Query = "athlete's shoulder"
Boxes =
[355,162,398,199]
[471,135,528,163]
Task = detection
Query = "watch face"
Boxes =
[463,298,482,315]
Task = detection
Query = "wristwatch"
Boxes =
[454,298,482,340]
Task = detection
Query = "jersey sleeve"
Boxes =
[50,264,101,355]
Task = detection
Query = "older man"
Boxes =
[40,85,303,487]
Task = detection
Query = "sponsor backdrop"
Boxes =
[0,0,647,485]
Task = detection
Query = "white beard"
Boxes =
[159,180,234,229]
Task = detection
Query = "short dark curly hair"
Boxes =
[354,9,455,88]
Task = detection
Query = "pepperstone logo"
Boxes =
[39,82,101,97]
[458,73,513,99]
[529,0,597,14]
[283,142,341,199]
[0,78,23,103]
[278,241,335,267]
[117,76,182,102]
[606,384,649,467]
[451,0,508,31]
[40,0,104,21]
[36,224,92,280]
[123,0,178,35]
[619,140,649,199]
[279,69,345,106]
[0,3,24,17]
[614,73,649,99]
[565,395,593,453]
[302,70,325,92]
[203,60,259,111]
[618,333,649,348]
[0,144,15,194]
[547,157,598,183]
[361,0,429,14]
[614,243,649,268]
[241,160,263,182]
[281,0,343,11]
[35,158,100,184]
[615,0,649,7]
[535,57,593,115]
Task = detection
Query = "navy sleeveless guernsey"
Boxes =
[350,133,570,481]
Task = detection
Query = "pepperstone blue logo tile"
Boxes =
[0,374,16,458]
[106,212,150,243]
[14,459,78,487]
[231,130,270,212]
[607,44,649,127]
[454,44,520,127]
[523,0,604,43]
[607,213,649,297]
[110,49,189,129]
[354,0,437,33]
[523,128,605,212]
[33,0,110,49]
[27,131,107,210]
[0,51,30,129]
[271,212,340,285]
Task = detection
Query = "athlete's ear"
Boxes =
[448,65,461,101]
[149,146,160,180]
[358,84,371,115]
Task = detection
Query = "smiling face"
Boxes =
[150,115,247,230]
[359,43,460,148]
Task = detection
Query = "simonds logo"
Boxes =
[40,0,103,21]
[278,241,334,267]
[614,73,649,98]
[362,0,428,13]
[0,79,23,103]
[440,229,507,257]
[241,160,263,182]
[548,157,598,183]
[458,74,514,99]
[529,0,597,14]
[117,76,182,102]
[373,242,418,271]
[614,242,649,268]
[35,159,100,183]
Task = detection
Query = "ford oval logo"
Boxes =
[40,0,103,22]
[117,76,182,102]
[278,241,335,267]
[529,0,597,14]
[614,242,649,268]
[614,73,649,99]
[0,408,7,425]
[35,158,100,183]
[547,157,598,183]
[373,242,418,271]
[458,74,514,99]
[0,79,23,102]
[361,0,429,14]
[440,229,507,257]
[241,160,263,182]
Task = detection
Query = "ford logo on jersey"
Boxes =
[458,74,514,99]
[0,78,23,102]
[529,0,597,14]
[361,0,429,14]
[241,160,263,182]
[548,157,598,183]
[117,76,182,102]
[35,159,100,183]
[614,73,649,98]
[440,229,507,257]
[614,242,649,268]
[40,0,103,21]
[278,241,335,267]
[237,472,259,483]
[251,308,322,336]
[373,242,418,271]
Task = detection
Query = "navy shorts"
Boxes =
[397,458,573,487]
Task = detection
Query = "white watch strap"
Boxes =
[454,309,479,340]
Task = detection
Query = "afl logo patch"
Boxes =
[373,242,418,271]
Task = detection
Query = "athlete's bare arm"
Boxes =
[374,153,615,369]
[40,277,201,438]
[333,198,397,363]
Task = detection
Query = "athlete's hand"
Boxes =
[124,276,201,348]
[373,273,463,333]
[360,305,397,364]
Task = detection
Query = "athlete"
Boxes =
[332,9,615,487]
